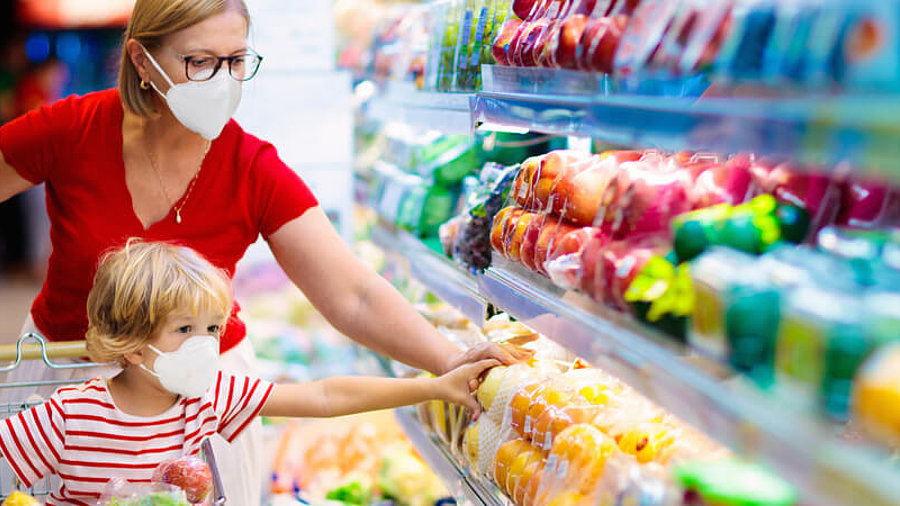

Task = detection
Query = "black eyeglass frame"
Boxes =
[172,49,264,82]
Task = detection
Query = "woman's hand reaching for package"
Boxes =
[435,358,501,420]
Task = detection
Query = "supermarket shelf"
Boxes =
[395,408,508,506]
[372,224,900,506]
[367,81,474,136]
[371,224,488,325]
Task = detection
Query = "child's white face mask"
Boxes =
[141,336,219,398]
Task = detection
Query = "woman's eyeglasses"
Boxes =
[173,50,263,82]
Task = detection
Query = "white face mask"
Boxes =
[141,335,220,398]
[142,46,242,140]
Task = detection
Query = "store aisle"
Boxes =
[0,276,40,345]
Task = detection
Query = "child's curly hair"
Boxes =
[85,239,233,366]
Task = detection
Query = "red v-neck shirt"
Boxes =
[0,89,318,353]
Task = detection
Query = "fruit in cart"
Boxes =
[556,14,589,69]
[493,18,525,66]
[580,14,629,72]
[2,492,39,506]
[152,456,213,504]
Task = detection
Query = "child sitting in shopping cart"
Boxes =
[0,239,498,504]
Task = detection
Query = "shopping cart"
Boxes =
[0,333,227,505]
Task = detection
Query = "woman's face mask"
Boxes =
[141,45,242,140]
[141,335,219,398]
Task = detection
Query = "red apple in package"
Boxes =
[611,0,679,75]
[520,213,551,271]
[544,226,610,294]
[492,18,524,65]
[581,14,630,72]
[513,0,541,20]
[837,178,900,229]
[609,160,693,238]
[152,456,213,504]
[534,218,578,274]
[528,150,592,212]
[593,235,668,309]
[559,155,620,227]
[764,162,843,235]
[554,13,590,69]
[688,158,756,208]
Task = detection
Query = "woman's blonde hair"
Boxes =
[119,0,250,117]
[86,239,233,365]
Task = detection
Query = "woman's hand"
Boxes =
[435,359,500,419]
[442,341,534,377]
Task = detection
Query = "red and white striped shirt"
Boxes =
[0,372,272,505]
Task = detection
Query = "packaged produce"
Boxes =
[761,0,821,86]
[775,286,872,419]
[580,12,631,73]
[679,0,734,74]
[713,0,777,82]
[450,162,520,271]
[836,177,900,230]
[99,480,190,506]
[688,247,773,365]
[152,456,213,504]
[674,458,797,506]
[592,234,671,310]
[624,254,693,341]
[750,160,841,238]
[613,0,682,76]
[854,341,900,448]
[671,194,808,263]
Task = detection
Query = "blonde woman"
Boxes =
[0,240,496,504]
[0,0,528,503]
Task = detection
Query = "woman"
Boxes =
[0,0,526,503]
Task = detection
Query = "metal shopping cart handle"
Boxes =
[0,333,94,373]
[202,438,227,505]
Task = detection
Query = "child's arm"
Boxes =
[260,359,498,418]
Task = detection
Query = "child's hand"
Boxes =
[436,359,500,419]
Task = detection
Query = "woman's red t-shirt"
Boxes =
[0,89,318,353]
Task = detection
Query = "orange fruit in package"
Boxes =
[617,422,677,464]
[527,387,575,438]
[510,455,543,503]
[510,383,544,438]
[546,490,588,506]
[493,439,533,491]
[548,424,620,494]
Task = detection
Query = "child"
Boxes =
[0,240,497,504]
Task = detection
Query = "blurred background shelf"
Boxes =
[371,223,900,506]
[367,82,474,136]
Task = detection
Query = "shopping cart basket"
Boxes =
[0,333,227,504]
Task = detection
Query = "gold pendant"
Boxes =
[176,211,182,224]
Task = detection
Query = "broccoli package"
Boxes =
[451,162,521,271]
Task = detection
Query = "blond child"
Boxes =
[0,240,496,504]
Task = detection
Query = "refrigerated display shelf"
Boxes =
[367,66,900,182]
[371,223,900,506]
[394,407,509,506]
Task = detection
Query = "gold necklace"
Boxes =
[144,136,211,224]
